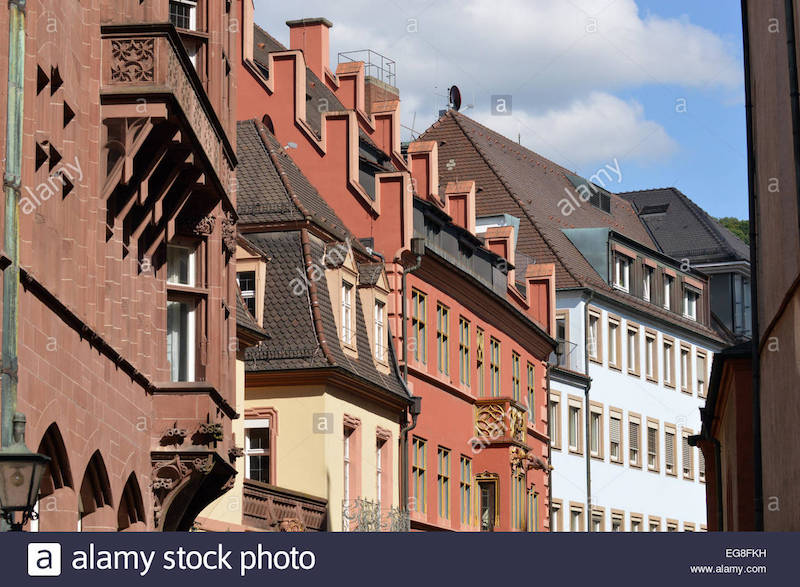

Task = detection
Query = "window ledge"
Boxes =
[167,283,209,296]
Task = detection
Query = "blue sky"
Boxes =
[255,0,748,219]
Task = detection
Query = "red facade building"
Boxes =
[236,9,557,531]
[0,0,239,530]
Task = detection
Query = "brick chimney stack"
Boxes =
[286,18,333,81]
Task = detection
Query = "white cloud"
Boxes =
[473,92,678,168]
[255,0,741,164]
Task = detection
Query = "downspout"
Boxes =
[712,437,724,530]
[398,243,423,515]
[583,290,594,532]
[2,0,26,450]
[545,363,553,530]
[742,0,763,530]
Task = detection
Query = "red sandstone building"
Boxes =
[0,1,239,530]
[236,10,557,531]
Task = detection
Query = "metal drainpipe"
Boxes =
[742,0,763,531]
[373,245,423,517]
[2,0,26,451]
[583,290,594,532]
[399,254,422,514]
[545,363,553,530]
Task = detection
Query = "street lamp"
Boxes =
[0,413,50,531]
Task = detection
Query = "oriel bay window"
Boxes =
[167,243,205,382]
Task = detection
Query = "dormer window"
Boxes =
[683,289,699,321]
[169,0,197,30]
[237,271,257,316]
[374,300,386,360]
[613,254,631,292]
[341,281,354,344]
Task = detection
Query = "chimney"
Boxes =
[286,18,333,80]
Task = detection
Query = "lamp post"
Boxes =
[0,413,50,531]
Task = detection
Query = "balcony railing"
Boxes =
[473,397,528,447]
[342,498,410,532]
[556,338,580,371]
[242,479,327,532]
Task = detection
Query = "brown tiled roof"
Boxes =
[244,231,408,401]
[419,111,722,342]
[237,119,356,242]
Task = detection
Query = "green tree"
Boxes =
[717,217,750,245]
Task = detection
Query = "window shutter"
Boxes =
[673,277,682,314]
[647,427,657,453]
[699,450,705,476]
[682,436,691,466]
[632,257,643,297]
[654,268,663,307]
[610,417,621,444]
[665,432,675,466]
[629,422,640,450]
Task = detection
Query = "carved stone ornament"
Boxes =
[111,38,155,83]
[151,454,215,528]
[278,517,306,532]
[510,446,527,473]
[179,214,216,236]
[509,407,526,444]
[221,211,236,253]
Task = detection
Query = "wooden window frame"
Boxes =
[489,337,501,397]
[437,446,451,521]
[411,436,427,513]
[476,327,485,396]
[512,352,521,402]
[527,362,536,425]
[459,456,473,527]
[411,289,427,364]
[459,317,470,388]
[437,303,450,376]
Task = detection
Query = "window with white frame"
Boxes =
[680,346,691,393]
[664,275,673,310]
[608,317,621,369]
[643,265,653,301]
[237,271,257,316]
[376,438,385,508]
[665,427,676,476]
[341,281,353,344]
[647,421,659,472]
[629,416,641,467]
[169,0,197,30]
[614,254,631,291]
[609,411,622,463]
[645,332,657,380]
[344,426,354,504]
[588,312,600,362]
[627,325,640,375]
[663,339,675,387]
[683,288,699,320]
[697,353,707,397]
[590,405,603,458]
[568,401,582,453]
[166,244,198,382]
[244,419,271,484]
[374,300,386,360]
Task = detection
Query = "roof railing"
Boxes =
[337,49,396,87]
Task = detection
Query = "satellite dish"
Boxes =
[448,85,462,111]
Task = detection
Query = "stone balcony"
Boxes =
[473,397,529,448]
[100,23,236,211]
[243,479,328,532]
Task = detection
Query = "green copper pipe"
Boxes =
[2,0,26,450]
